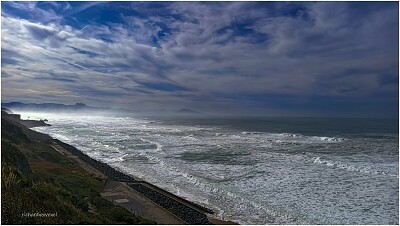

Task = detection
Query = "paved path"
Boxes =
[52,143,185,224]
[51,144,105,179]
[101,180,185,224]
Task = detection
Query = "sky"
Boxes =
[1,1,399,118]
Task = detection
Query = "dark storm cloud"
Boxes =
[1,2,398,117]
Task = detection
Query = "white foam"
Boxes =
[313,157,398,178]
[140,138,163,152]
[24,112,399,225]
[313,136,345,142]
[242,131,260,135]
[183,134,197,140]
[280,133,301,137]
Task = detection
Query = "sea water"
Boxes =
[22,112,398,224]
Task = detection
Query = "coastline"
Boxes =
[52,138,238,225]
[2,113,155,224]
[33,132,237,224]
[2,109,238,225]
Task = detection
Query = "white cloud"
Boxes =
[1,2,398,115]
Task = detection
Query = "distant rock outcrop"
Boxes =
[1,107,13,114]
[1,108,51,128]
[19,119,50,128]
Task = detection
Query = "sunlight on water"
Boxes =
[21,111,399,225]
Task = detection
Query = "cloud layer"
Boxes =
[1,2,398,117]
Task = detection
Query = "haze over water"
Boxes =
[2,2,398,224]
[23,112,399,225]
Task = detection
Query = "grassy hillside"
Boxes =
[1,116,156,224]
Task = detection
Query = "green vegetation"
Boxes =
[1,117,156,224]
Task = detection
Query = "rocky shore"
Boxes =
[128,183,211,224]
[53,139,215,225]
[2,107,234,225]
[54,140,136,181]
[2,109,50,128]
[1,110,154,224]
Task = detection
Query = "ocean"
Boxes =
[21,112,398,224]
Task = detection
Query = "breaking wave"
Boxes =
[313,157,398,178]
[25,112,399,225]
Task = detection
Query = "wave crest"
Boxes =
[313,157,398,178]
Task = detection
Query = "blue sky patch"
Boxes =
[1,1,398,117]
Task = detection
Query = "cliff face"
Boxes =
[1,142,31,173]
[19,119,49,128]
[1,113,155,225]
[1,117,33,173]
[1,107,13,114]
[1,118,30,143]
[2,110,50,128]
